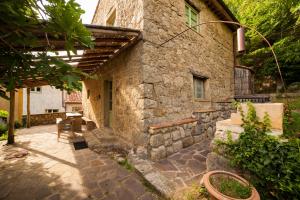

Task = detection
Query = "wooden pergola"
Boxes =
[16,24,142,88]
[2,24,142,129]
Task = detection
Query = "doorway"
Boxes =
[104,80,113,128]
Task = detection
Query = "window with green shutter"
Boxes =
[185,1,199,31]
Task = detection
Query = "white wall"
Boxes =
[23,86,65,115]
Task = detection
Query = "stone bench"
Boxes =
[82,117,96,131]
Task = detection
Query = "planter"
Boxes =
[203,170,260,200]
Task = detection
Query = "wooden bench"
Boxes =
[81,117,96,131]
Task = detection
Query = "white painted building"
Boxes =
[23,86,65,115]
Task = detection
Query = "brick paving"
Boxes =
[153,139,211,190]
[0,125,160,200]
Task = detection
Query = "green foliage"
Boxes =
[117,158,134,171]
[284,111,300,137]
[210,175,251,199]
[216,103,300,199]
[0,0,93,97]
[0,131,8,141]
[224,0,300,88]
[0,110,8,118]
[0,124,8,136]
[183,184,208,200]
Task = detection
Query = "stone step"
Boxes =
[84,128,131,155]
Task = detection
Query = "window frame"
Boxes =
[185,1,199,32]
[30,87,42,93]
[193,75,207,100]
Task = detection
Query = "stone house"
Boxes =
[82,0,238,160]
[23,86,65,115]
[64,91,83,112]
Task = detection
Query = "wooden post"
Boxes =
[26,88,31,128]
[7,90,15,144]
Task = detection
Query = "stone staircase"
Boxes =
[83,128,131,156]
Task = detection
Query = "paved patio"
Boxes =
[153,139,210,189]
[0,125,160,200]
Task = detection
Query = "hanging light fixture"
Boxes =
[237,27,246,52]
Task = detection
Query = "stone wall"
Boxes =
[148,118,198,161]
[142,0,235,128]
[148,102,234,161]
[92,0,143,30]
[194,102,234,139]
[82,42,145,144]
[23,112,66,126]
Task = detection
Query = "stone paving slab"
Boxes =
[0,125,161,200]
[130,138,212,198]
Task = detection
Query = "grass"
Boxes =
[117,158,134,171]
[182,184,208,200]
[210,174,251,199]
[274,97,300,110]
[273,96,300,136]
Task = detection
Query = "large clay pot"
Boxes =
[203,170,260,200]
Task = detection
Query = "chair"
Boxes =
[56,118,75,140]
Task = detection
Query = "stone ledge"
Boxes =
[149,117,197,130]
[128,150,176,199]
[193,109,216,113]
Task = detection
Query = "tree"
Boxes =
[0,0,93,144]
[224,0,300,92]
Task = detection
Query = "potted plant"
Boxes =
[203,170,260,200]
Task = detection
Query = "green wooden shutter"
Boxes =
[185,5,190,26]
[185,2,199,31]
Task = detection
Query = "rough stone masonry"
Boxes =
[83,0,237,160]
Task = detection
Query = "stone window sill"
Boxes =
[194,98,210,102]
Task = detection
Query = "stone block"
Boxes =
[163,133,171,140]
[150,134,164,147]
[233,103,284,130]
[166,146,174,156]
[207,127,213,138]
[185,128,192,137]
[172,141,183,153]
[193,135,202,143]
[182,136,194,148]
[144,83,154,99]
[171,130,181,141]
[164,138,172,146]
[151,146,166,161]
[144,99,157,109]
[179,127,185,138]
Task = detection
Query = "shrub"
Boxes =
[0,110,8,118]
[0,123,8,136]
[216,102,300,199]
[0,131,7,141]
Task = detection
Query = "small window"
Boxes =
[193,76,205,99]
[45,109,59,113]
[31,87,42,93]
[106,9,116,26]
[185,1,199,31]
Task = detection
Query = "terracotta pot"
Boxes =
[203,170,260,200]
